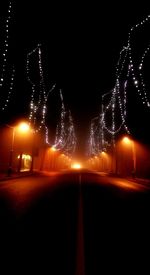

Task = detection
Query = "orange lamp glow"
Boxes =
[18,122,30,133]
[71,163,82,169]
[50,146,57,152]
[122,136,131,145]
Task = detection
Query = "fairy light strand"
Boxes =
[88,14,150,158]
[0,1,15,111]
[54,91,77,155]
[0,1,12,88]
[128,14,150,107]
[1,65,15,111]
[27,44,56,143]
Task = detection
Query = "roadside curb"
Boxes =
[0,172,35,182]
[127,177,150,187]
[108,173,150,187]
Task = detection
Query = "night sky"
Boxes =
[1,1,150,155]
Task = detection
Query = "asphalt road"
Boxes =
[0,170,150,274]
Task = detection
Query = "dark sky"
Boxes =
[1,1,150,153]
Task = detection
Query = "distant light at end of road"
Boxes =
[71,163,82,169]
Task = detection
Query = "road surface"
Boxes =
[0,170,150,274]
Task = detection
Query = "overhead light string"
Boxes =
[0,1,15,112]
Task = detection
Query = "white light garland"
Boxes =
[26,45,76,156]
[87,116,103,156]
[1,65,15,111]
[127,14,150,107]
[63,111,77,155]
[0,1,15,111]
[0,1,12,88]
[53,90,77,156]
[88,14,150,157]
[27,44,56,143]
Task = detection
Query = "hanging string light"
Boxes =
[102,45,130,138]
[27,44,76,155]
[27,44,56,143]
[1,65,15,111]
[138,44,150,106]
[0,1,15,111]
[53,90,76,156]
[87,116,100,156]
[54,89,66,149]
[53,90,77,156]
[90,14,150,158]
[127,14,150,107]
[63,110,77,155]
[0,1,12,88]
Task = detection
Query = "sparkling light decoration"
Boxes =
[127,14,150,107]
[27,45,76,155]
[1,65,15,111]
[87,117,98,156]
[54,90,77,155]
[64,110,77,155]
[87,111,111,157]
[87,51,130,157]
[0,1,15,111]
[54,89,66,149]
[88,14,150,157]
[27,44,55,141]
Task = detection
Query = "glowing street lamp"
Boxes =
[122,136,136,177]
[50,146,57,152]
[7,122,30,176]
[18,122,30,133]
[49,146,58,170]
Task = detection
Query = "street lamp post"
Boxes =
[50,147,57,171]
[7,126,15,176]
[131,139,136,178]
[122,136,136,178]
[30,129,36,173]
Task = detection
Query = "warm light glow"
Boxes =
[123,136,131,145]
[18,122,30,133]
[18,154,31,160]
[50,146,57,152]
[71,163,82,169]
